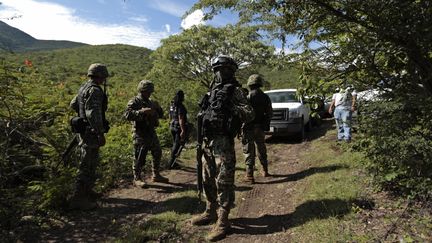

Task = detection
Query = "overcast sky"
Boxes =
[0,0,229,50]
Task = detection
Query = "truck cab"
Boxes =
[264,89,311,141]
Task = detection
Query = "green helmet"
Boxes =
[247,74,264,87]
[137,80,154,93]
[87,63,109,78]
[211,55,238,71]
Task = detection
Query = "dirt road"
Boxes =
[37,122,335,242]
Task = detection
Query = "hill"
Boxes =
[0,21,87,52]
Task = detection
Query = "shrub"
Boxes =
[356,95,432,200]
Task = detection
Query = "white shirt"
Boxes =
[332,90,357,108]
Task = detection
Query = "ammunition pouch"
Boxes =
[70,117,88,133]
[70,117,109,133]
[202,83,241,138]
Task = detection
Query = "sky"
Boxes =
[0,0,234,50]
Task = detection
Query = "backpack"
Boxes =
[338,88,352,105]
[202,83,241,138]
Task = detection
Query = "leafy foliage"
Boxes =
[356,95,432,200]
[147,25,275,89]
[189,0,432,198]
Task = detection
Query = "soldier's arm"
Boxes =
[124,98,153,121]
[124,98,143,121]
[85,87,105,134]
[151,100,164,118]
[265,95,273,119]
[70,95,79,113]
[232,88,255,123]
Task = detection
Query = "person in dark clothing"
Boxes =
[242,74,273,183]
[168,90,188,169]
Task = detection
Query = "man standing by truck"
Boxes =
[242,74,273,184]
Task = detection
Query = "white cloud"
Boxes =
[148,0,188,17]
[129,15,148,23]
[0,0,170,49]
[181,10,205,29]
[165,24,171,33]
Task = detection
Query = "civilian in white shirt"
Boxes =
[328,86,357,142]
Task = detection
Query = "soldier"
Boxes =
[124,80,169,188]
[168,90,188,169]
[242,74,273,184]
[191,55,254,241]
[69,63,110,210]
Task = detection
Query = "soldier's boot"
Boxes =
[206,208,230,241]
[244,167,255,184]
[69,189,97,211]
[191,202,217,226]
[262,163,270,177]
[133,171,146,188]
[86,189,103,200]
[151,171,169,183]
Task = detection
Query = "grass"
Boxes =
[289,129,432,242]
[117,128,432,242]
[289,131,373,242]
[115,190,204,242]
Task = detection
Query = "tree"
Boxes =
[188,0,432,199]
[146,24,275,89]
[188,0,432,95]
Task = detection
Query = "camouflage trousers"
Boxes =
[242,127,268,170]
[202,135,236,210]
[133,133,162,177]
[74,133,100,196]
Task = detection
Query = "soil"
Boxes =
[25,120,430,242]
[31,121,329,242]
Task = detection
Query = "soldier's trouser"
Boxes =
[202,136,236,210]
[242,127,268,170]
[133,135,162,177]
[169,129,182,163]
[75,133,100,197]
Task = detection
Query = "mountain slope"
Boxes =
[0,21,87,52]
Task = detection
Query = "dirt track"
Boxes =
[36,121,335,242]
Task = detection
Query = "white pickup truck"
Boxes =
[264,89,311,141]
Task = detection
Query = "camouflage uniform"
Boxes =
[192,55,254,241]
[124,80,168,186]
[69,63,109,210]
[242,74,273,182]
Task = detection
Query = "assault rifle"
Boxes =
[196,112,204,200]
[169,141,185,168]
[54,135,78,170]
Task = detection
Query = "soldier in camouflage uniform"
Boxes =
[242,74,273,184]
[124,80,169,188]
[69,63,110,210]
[191,55,254,241]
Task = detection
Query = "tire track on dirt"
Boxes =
[221,141,311,243]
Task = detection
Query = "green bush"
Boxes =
[356,96,432,200]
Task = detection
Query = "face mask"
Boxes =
[214,67,234,84]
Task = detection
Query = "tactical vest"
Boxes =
[246,89,271,128]
[133,97,159,132]
[201,83,241,138]
[76,81,108,132]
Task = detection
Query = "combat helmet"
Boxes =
[211,55,238,72]
[87,63,109,78]
[137,80,154,93]
[247,74,264,87]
